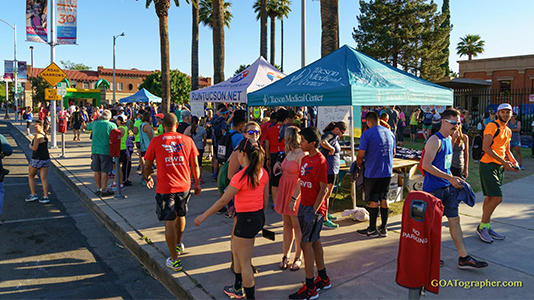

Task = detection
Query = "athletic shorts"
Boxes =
[234,209,265,239]
[298,204,323,243]
[422,124,432,130]
[510,141,521,147]
[410,125,418,135]
[155,191,192,221]
[26,121,32,129]
[480,162,504,197]
[430,185,458,218]
[30,158,50,169]
[327,174,339,185]
[270,152,283,187]
[363,177,391,202]
[90,154,113,173]
[73,123,82,130]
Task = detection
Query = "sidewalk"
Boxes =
[10,121,534,299]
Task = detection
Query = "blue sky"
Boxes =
[1,0,533,80]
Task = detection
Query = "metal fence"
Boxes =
[454,88,534,135]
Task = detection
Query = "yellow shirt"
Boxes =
[480,120,512,165]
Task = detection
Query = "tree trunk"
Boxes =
[320,0,339,57]
[191,0,199,92]
[468,54,472,60]
[260,0,268,59]
[281,18,284,72]
[212,0,225,84]
[155,0,171,113]
[270,15,276,66]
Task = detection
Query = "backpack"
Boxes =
[418,139,441,177]
[212,116,226,141]
[23,111,28,120]
[472,121,502,161]
[217,161,231,195]
[217,131,239,164]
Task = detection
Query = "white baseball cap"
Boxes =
[497,103,512,111]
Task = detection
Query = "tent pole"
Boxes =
[350,108,356,210]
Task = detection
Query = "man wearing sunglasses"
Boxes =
[422,108,488,270]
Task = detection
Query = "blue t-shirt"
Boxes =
[359,126,395,178]
[320,131,340,175]
[229,129,244,150]
[423,132,453,193]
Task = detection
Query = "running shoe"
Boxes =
[458,255,488,270]
[488,228,505,240]
[176,243,185,255]
[101,189,114,197]
[223,284,244,299]
[356,227,379,238]
[39,197,50,204]
[111,184,124,192]
[520,165,525,170]
[95,190,102,197]
[314,276,331,291]
[140,179,146,186]
[199,178,205,184]
[327,213,337,221]
[476,227,494,243]
[123,180,133,186]
[323,219,339,229]
[25,194,39,202]
[289,282,318,300]
[166,257,182,272]
[378,225,388,237]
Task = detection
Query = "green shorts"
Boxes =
[480,162,504,197]
[422,124,432,130]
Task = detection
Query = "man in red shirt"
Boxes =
[289,127,331,300]
[144,113,201,272]
[38,105,48,121]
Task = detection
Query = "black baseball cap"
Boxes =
[237,138,260,152]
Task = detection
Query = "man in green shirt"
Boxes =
[86,109,117,197]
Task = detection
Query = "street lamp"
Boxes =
[30,46,34,106]
[0,19,17,121]
[113,32,125,104]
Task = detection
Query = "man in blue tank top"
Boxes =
[422,108,488,270]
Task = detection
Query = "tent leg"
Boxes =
[350,108,356,210]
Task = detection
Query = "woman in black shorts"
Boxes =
[195,138,269,300]
[25,120,51,204]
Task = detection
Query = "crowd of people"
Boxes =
[15,100,529,299]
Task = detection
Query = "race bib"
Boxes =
[444,154,452,170]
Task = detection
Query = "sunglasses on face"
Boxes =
[247,130,260,135]
[443,119,460,126]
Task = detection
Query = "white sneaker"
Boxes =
[25,194,39,202]
[111,184,124,192]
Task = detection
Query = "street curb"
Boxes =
[7,121,200,300]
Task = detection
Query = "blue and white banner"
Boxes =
[56,0,77,45]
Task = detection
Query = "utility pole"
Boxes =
[50,0,58,148]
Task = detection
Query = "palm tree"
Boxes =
[198,0,232,84]
[253,0,291,66]
[198,0,233,27]
[141,0,189,113]
[456,34,485,60]
[191,0,199,91]
[320,0,339,57]
[260,0,268,60]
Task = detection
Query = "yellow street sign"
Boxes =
[39,62,67,87]
[45,88,61,100]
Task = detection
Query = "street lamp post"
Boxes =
[30,46,34,107]
[113,32,125,104]
[0,19,17,122]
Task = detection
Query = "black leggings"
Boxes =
[119,150,132,182]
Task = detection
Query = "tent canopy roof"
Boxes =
[120,88,162,103]
[248,45,453,107]
[190,56,285,103]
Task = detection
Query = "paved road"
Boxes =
[0,121,174,299]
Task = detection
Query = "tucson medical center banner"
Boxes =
[26,0,48,43]
[56,0,77,44]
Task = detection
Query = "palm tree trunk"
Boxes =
[320,0,339,57]
[260,0,268,59]
[191,0,199,92]
[212,0,225,84]
[281,18,284,72]
[270,15,276,66]
[155,0,171,113]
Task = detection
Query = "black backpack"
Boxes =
[217,131,239,164]
[471,121,501,161]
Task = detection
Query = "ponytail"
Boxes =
[240,145,265,189]
[323,121,347,134]
[323,122,336,133]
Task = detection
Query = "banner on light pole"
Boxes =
[4,61,14,80]
[18,62,28,81]
[26,0,49,43]
[56,0,77,45]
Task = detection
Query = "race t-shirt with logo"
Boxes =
[299,152,328,217]
[144,132,199,194]
[480,120,512,165]
[230,167,269,213]
[266,124,285,154]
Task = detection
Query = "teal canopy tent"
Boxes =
[120,88,162,103]
[248,45,453,107]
